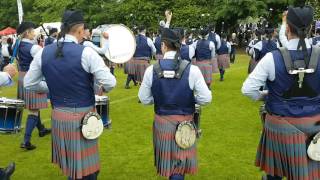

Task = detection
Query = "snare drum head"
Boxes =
[105,24,136,64]
[0,97,24,106]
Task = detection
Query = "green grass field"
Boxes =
[0,52,264,180]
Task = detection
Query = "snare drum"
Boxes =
[194,104,201,137]
[0,97,24,133]
[95,95,111,128]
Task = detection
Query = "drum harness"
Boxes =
[279,46,320,161]
[153,56,200,149]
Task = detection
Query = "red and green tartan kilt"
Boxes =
[51,106,100,179]
[256,113,320,180]
[18,71,48,110]
[134,59,149,83]
[217,54,230,69]
[153,114,198,177]
[211,57,219,73]
[124,58,135,75]
[193,60,213,84]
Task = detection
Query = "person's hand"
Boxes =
[3,64,17,78]
[102,32,109,39]
[165,10,172,21]
[282,11,287,24]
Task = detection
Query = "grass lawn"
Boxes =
[0,52,264,180]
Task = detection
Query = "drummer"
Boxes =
[138,28,212,180]
[81,24,110,95]
[24,10,116,179]
[0,64,16,86]
[81,24,109,55]
[16,21,51,150]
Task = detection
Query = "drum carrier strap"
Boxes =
[279,46,320,98]
[153,59,190,79]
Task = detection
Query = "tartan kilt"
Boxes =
[155,54,163,61]
[153,114,198,177]
[134,59,149,83]
[51,106,100,179]
[193,60,213,84]
[18,71,48,110]
[248,58,258,74]
[256,113,320,180]
[124,59,135,75]
[211,57,219,74]
[217,54,230,69]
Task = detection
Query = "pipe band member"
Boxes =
[17,21,51,150]
[139,28,212,180]
[24,10,116,179]
[242,6,320,180]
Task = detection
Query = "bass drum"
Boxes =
[103,24,136,64]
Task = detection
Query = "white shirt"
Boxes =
[252,39,280,59]
[209,32,221,50]
[279,24,289,48]
[24,34,116,93]
[0,72,12,86]
[192,40,216,58]
[182,43,196,60]
[138,51,212,105]
[21,38,42,57]
[242,38,311,101]
[82,39,109,55]
[1,44,9,57]
[226,41,232,54]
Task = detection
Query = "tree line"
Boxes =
[0,0,319,32]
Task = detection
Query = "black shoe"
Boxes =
[2,162,15,180]
[39,128,51,137]
[125,85,130,89]
[134,82,138,86]
[20,142,36,150]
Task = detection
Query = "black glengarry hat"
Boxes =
[287,6,314,32]
[49,28,58,35]
[161,28,181,45]
[17,21,36,35]
[62,10,84,27]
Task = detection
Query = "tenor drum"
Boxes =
[103,24,136,64]
[0,97,24,133]
[95,95,111,128]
